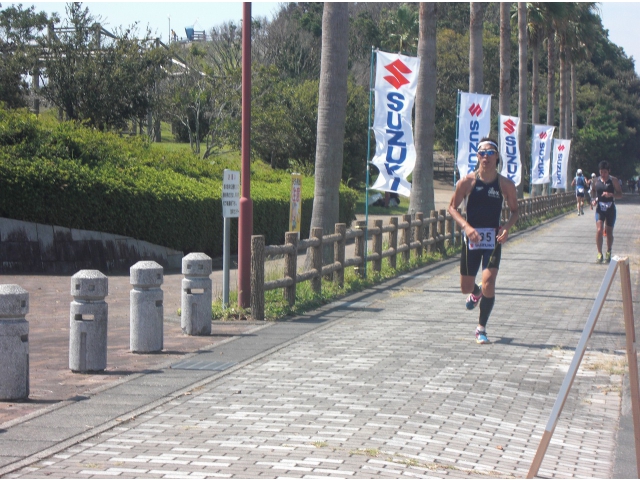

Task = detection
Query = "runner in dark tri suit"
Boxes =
[448,138,519,344]
[591,160,623,263]
[571,169,587,215]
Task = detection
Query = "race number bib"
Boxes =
[598,201,612,212]
[467,228,496,250]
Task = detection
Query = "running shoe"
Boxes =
[605,251,611,263]
[476,328,490,344]
[466,289,482,310]
[597,253,603,263]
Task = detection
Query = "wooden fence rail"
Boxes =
[250,192,574,320]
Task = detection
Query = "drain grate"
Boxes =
[171,359,237,371]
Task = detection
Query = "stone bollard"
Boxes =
[0,285,29,400]
[181,253,212,336]
[130,261,164,353]
[69,270,108,373]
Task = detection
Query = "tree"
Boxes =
[469,2,486,93]
[409,3,437,216]
[499,2,511,116]
[0,4,54,109]
[41,3,168,131]
[309,2,349,261]
[517,2,527,198]
[386,4,419,55]
[163,44,211,154]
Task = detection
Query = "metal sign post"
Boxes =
[527,256,640,478]
[222,169,240,309]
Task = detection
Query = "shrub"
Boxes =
[0,108,358,257]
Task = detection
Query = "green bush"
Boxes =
[0,108,358,257]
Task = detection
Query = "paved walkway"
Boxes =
[1,196,639,478]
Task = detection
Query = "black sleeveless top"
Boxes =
[595,177,615,210]
[466,174,503,229]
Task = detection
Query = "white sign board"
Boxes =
[222,169,240,218]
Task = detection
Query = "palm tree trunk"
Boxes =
[409,3,437,216]
[531,36,539,125]
[469,2,486,93]
[571,60,577,139]
[531,35,542,197]
[499,2,511,115]
[309,2,349,262]
[559,42,566,139]
[565,48,572,140]
[517,2,527,199]
[546,29,556,126]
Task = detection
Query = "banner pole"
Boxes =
[453,90,460,190]
[364,46,375,278]
[529,127,534,199]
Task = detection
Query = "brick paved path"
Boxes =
[2,198,640,478]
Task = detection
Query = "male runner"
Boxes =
[448,138,519,344]
[571,169,587,215]
[592,160,623,263]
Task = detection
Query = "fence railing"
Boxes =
[250,192,574,320]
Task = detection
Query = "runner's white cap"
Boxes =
[591,173,596,177]
[577,169,582,174]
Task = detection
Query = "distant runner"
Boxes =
[448,138,519,344]
[592,161,623,263]
[571,169,587,215]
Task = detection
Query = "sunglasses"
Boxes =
[477,150,497,157]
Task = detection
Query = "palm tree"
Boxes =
[499,2,511,116]
[541,3,567,195]
[388,4,419,54]
[517,2,527,199]
[469,2,486,93]
[409,3,437,216]
[309,3,349,261]
[565,4,601,137]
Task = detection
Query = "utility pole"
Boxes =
[237,2,253,309]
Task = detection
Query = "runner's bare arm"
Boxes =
[448,174,478,241]
[610,176,623,199]
[497,176,519,244]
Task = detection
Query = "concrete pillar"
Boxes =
[69,270,108,373]
[181,253,212,336]
[130,261,164,353]
[0,285,29,400]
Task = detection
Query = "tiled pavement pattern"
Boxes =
[3,198,640,479]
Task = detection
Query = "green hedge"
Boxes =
[0,108,358,257]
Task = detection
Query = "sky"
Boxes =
[8,1,640,75]
[16,2,282,42]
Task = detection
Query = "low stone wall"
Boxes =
[0,217,183,274]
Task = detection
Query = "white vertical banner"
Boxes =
[456,92,492,179]
[551,139,571,190]
[499,114,521,186]
[371,50,420,197]
[531,125,556,185]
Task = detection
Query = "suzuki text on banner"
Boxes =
[531,125,556,185]
[551,139,571,190]
[371,51,420,197]
[456,92,492,180]
[499,114,521,186]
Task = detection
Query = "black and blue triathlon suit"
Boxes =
[461,173,503,276]
[575,175,586,198]
[595,177,617,227]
